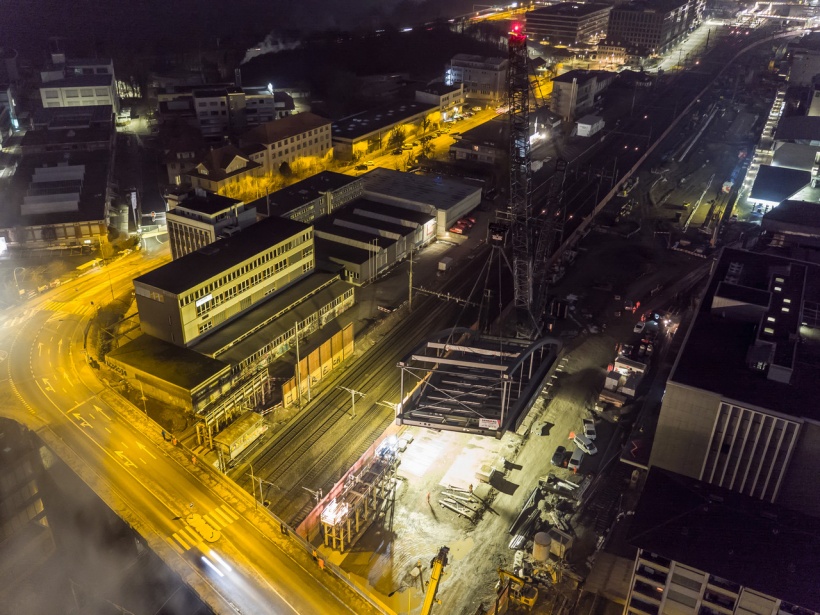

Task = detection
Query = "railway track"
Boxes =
[234,248,498,524]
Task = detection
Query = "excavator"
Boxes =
[497,569,539,610]
[420,546,450,615]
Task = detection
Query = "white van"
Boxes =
[573,434,598,455]
[568,448,584,473]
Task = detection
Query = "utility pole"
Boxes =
[338,386,365,419]
[408,244,414,311]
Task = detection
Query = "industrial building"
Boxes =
[626,467,820,615]
[330,101,438,161]
[134,216,315,347]
[165,189,257,260]
[525,3,612,46]
[606,0,703,55]
[649,248,820,517]
[415,82,465,120]
[239,112,333,173]
[0,149,113,251]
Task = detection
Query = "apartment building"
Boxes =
[134,216,314,347]
[183,144,264,193]
[650,248,820,516]
[551,70,616,121]
[607,0,702,55]
[626,467,820,615]
[239,112,332,173]
[415,82,465,120]
[446,54,509,103]
[526,3,612,45]
[166,189,257,260]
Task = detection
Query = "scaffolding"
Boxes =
[320,445,398,552]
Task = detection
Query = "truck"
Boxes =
[438,257,454,272]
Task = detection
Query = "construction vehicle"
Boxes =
[497,569,538,610]
[420,546,450,615]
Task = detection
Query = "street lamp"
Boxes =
[13,267,25,300]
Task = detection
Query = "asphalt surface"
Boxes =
[0,250,379,615]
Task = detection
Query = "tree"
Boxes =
[420,140,436,160]
[279,161,293,177]
[419,115,432,136]
[387,126,406,150]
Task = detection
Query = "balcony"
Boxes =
[636,564,668,585]
[633,579,664,602]
[639,551,671,569]
[703,589,736,612]
[629,596,660,615]
[707,575,740,595]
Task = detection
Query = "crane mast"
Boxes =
[507,23,537,336]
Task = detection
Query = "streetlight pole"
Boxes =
[338,386,365,420]
[13,267,24,300]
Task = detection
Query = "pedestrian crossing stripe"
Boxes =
[172,505,238,549]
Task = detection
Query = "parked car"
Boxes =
[582,418,597,440]
[449,225,465,235]
[412,141,420,146]
[551,445,566,467]
[573,434,598,456]
[633,322,646,334]
[365,160,375,166]
[355,164,368,171]
[392,148,403,155]
[568,448,584,473]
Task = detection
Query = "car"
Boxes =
[568,448,584,473]
[633,322,646,334]
[573,434,598,455]
[624,299,634,311]
[551,445,566,467]
[472,105,483,111]
[392,148,403,155]
[402,145,412,151]
[449,225,465,235]
[582,418,597,440]
[412,141,420,146]
[355,164,368,171]
[365,160,375,166]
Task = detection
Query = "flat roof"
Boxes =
[749,165,810,204]
[630,467,820,611]
[610,0,689,13]
[577,114,603,125]
[451,54,507,68]
[417,83,462,96]
[107,334,229,391]
[20,126,113,148]
[763,200,820,233]
[670,248,820,420]
[771,142,818,172]
[315,238,372,266]
[192,274,352,365]
[32,105,113,128]
[351,199,434,226]
[0,150,110,228]
[214,411,264,447]
[247,171,360,218]
[172,190,242,216]
[528,2,612,17]
[330,210,415,239]
[331,101,437,141]
[40,73,113,88]
[134,216,311,295]
[362,167,481,212]
[553,69,616,85]
[313,217,396,249]
[775,115,820,142]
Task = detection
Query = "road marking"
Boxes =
[93,405,111,421]
[213,507,234,525]
[72,413,92,429]
[137,441,157,460]
[172,531,191,550]
[38,342,43,355]
[221,505,239,521]
[203,513,221,530]
[42,378,54,392]
[114,450,137,469]
[105,427,112,433]
[121,441,129,449]
[140,457,146,464]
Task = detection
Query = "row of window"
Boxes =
[180,235,312,306]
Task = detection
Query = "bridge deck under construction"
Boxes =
[396,328,561,438]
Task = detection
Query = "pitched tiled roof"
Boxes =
[241,112,330,146]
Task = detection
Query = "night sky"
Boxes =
[0,0,479,57]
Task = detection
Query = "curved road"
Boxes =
[0,250,379,615]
